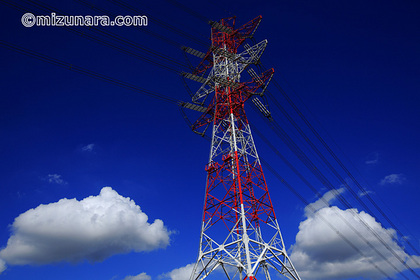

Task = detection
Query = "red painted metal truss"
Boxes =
[184,16,301,280]
[203,149,276,229]
[193,16,262,76]
[191,68,274,134]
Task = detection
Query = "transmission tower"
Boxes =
[181,16,301,280]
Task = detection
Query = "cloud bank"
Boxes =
[0,187,170,266]
[290,189,420,280]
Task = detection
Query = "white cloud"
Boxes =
[161,263,195,280]
[365,159,378,165]
[0,187,170,266]
[82,143,95,152]
[161,261,232,280]
[380,174,405,185]
[365,152,379,165]
[290,190,420,280]
[0,259,6,274]
[124,272,152,280]
[304,187,345,217]
[358,190,374,197]
[47,174,67,185]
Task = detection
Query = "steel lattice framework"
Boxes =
[182,16,301,280]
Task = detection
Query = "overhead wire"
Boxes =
[0,40,180,105]
[258,157,393,280]
[4,0,419,276]
[19,0,214,98]
[258,77,420,269]
[199,118,395,278]
[106,0,209,48]
[159,1,420,276]
[5,0,204,106]
[251,97,419,278]
[73,0,185,49]
[164,0,210,24]
[250,119,410,279]
[1,36,407,279]
[19,0,188,72]
[71,0,420,273]
[259,62,420,264]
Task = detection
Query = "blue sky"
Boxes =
[0,0,419,279]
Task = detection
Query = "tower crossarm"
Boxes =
[181,71,208,84]
[192,16,263,78]
[233,15,262,40]
[236,40,268,72]
[193,47,215,76]
[190,69,273,134]
[178,101,208,113]
[241,68,274,99]
[188,16,302,280]
[209,19,234,34]
[182,46,206,58]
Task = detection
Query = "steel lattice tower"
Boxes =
[181,16,301,280]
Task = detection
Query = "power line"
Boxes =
[260,62,420,264]
[251,120,410,279]
[164,0,210,24]
[19,0,188,72]
[253,105,419,278]
[261,83,420,269]
[5,0,419,275]
[166,1,420,273]
[3,36,413,279]
[0,40,180,105]
[259,157,393,280]
[157,4,420,267]
[106,0,209,47]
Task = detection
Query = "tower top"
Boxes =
[184,16,302,280]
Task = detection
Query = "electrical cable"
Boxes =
[20,0,188,72]
[251,120,410,279]
[107,0,209,48]
[4,0,419,276]
[259,157,393,280]
[261,84,420,269]
[255,107,419,278]
[164,0,210,24]
[0,40,181,105]
[259,62,420,263]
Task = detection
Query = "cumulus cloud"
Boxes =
[81,143,95,152]
[0,259,6,274]
[124,272,152,280]
[0,187,170,266]
[380,174,405,185]
[290,189,420,280]
[161,263,195,280]
[47,174,67,185]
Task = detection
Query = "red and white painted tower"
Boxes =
[181,16,301,280]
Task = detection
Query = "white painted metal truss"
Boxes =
[192,212,300,280]
[192,40,268,104]
[190,27,301,280]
